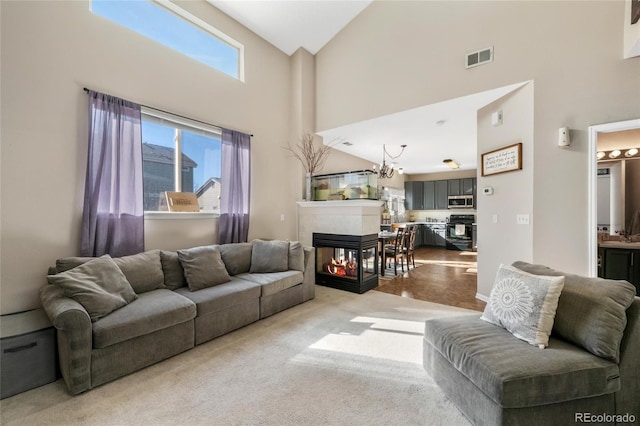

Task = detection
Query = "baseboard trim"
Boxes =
[475,293,489,303]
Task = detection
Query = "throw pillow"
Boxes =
[219,242,253,275]
[112,250,165,294]
[512,261,636,362]
[56,251,165,294]
[288,241,305,272]
[47,255,137,321]
[481,264,565,349]
[249,240,289,273]
[56,256,93,273]
[177,245,231,291]
[160,250,187,290]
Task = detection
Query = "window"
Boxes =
[91,0,243,80]
[142,109,222,212]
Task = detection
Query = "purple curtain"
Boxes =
[219,129,251,244]
[80,91,144,257]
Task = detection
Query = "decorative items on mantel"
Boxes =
[283,133,332,201]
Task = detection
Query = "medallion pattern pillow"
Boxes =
[481,264,565,348]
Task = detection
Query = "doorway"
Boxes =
[587,118,640,277]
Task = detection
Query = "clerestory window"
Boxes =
[91,0,244,80]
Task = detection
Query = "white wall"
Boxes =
[0,0,295,314]
[316,1,640,288]
[477,83,534,296]
[624,0,640,58]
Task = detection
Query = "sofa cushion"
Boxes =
[47,255,138,322]
[424,314,621,408]
[56,250,165,294]
[481,264,564,348]
[160,250,187,290]
[236,271,304,297]
[219,242,252,275]
[178,245,232,291]
[174,277,261,315]
[250,240,289,273]
[288,241,305,272]
[92,289,196,349]
[512,261,636,362]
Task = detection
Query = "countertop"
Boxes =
[397,221,448,226]
[598,241,640,249]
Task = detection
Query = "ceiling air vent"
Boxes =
[466,46,493,69]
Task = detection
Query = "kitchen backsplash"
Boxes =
[408,209,477,223]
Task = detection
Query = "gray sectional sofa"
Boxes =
[40,240,315,395]
[423,261,639,426]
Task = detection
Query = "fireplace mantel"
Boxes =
[297,200,384,247]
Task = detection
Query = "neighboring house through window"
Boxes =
[142,109,222,212]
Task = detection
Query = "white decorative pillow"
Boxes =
[481,264,565,349]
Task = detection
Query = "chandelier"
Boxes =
[374,144,407,179]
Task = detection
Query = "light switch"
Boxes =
[492,214,498,224]
[517,214,530,225]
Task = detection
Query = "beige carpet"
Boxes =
[0,286,474,426]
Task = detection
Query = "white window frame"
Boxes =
[154,0,245,82]
[141,107,222,218]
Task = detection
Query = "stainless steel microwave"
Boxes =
[448,195,474,209]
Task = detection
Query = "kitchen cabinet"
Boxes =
[462,178,475,195]
[423,224,446,247]
[448,179,461,196]
[423,181,435,210]
[598,247,640,295]
[433,227,446,247]
[447,178,475,196]
[435,180,448,210]
[422,225,435,246]
[406,178,475,211]
[404,181,424,210]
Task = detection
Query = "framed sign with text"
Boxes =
[165,191,200,212]
[481,142,522,177]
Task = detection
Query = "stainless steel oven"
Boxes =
[448,195,474,209]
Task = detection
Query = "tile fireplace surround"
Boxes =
[297,200,384,247]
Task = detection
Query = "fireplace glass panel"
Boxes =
[316,247,377,281]
[313,233,379,294]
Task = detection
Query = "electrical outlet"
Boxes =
[516,214,530,225]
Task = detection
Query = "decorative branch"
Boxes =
[282,133,333,176]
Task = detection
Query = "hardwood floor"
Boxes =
[375,246,486,312]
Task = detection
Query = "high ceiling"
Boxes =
[207,1,526,175]
[207,0,373,55]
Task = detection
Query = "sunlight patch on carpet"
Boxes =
[307,316,424,364]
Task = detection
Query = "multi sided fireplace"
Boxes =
[312,233,378,294]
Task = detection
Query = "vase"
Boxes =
[305,173,312,201]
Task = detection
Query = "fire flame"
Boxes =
[325,257,357,277]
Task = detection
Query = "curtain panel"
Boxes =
[219,129,251,244]
[80,91,144,257]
